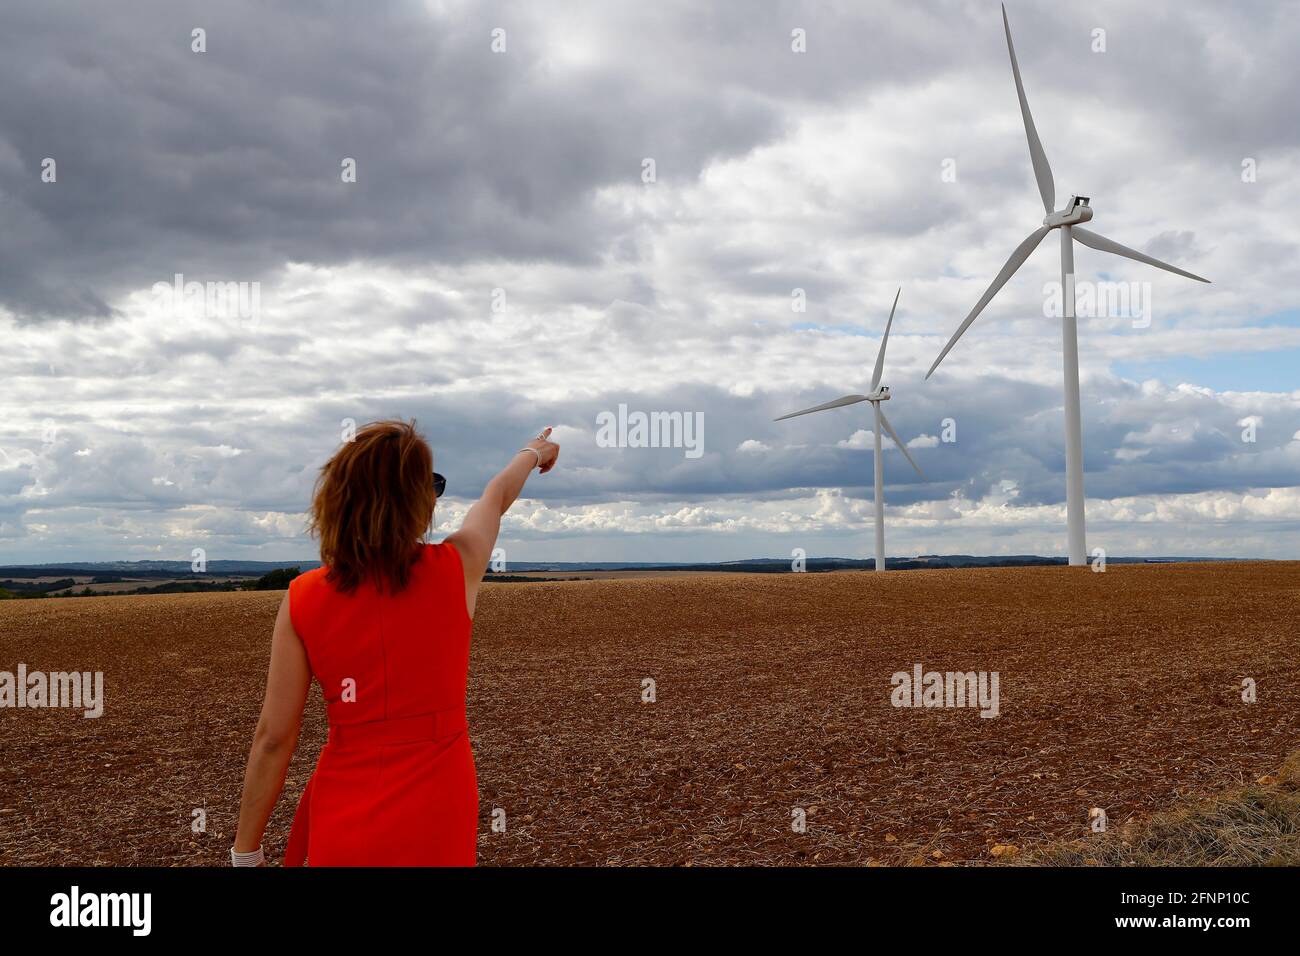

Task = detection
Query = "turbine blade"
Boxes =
[870,288,901,392]
[926,225,1051,379]
[774,394,870,422]
[878,410,925,480]
[1003,4,1055,214]
[1072,226,1210,283]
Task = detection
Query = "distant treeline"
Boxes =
[639,556,1205,573]
[0,567,302,599]
[643,558,1069,573]
[483,572,591,582]
[0,566,585,599]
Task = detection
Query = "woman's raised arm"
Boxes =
[447,427,560,617]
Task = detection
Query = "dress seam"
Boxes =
[377,583,389,719]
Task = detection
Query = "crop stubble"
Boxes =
[0,562,1296,865]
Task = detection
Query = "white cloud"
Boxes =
[837,430,875,450]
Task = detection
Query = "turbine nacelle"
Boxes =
[868,385,891,402]
[1043,195,1093,228]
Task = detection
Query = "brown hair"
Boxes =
[307,419,435,594]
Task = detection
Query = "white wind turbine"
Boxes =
[926,4,1209,567]
[776,288,925,573]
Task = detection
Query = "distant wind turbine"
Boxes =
[926,4,1209,566]
[777,289,925,573]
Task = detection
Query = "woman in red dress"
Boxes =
[231,420,560,866]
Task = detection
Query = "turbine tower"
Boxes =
[777,289,925,573]
[926,4,1209,566]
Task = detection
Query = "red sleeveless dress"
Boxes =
[283,543,477,866]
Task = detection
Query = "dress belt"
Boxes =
[283,707,468,866]
[327,708,468,749]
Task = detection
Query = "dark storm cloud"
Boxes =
[6,0,1283,320]
[0,0,791,319]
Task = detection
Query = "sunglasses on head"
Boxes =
[433,472,447,497]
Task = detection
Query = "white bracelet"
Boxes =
[517,447,541,467]
[230,845,265,867]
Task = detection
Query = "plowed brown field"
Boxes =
[1,562,1297,866]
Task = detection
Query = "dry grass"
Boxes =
[1008,752,1300,866]
[0,561,1297,866]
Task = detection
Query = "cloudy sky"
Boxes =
[1,0,1298,565]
